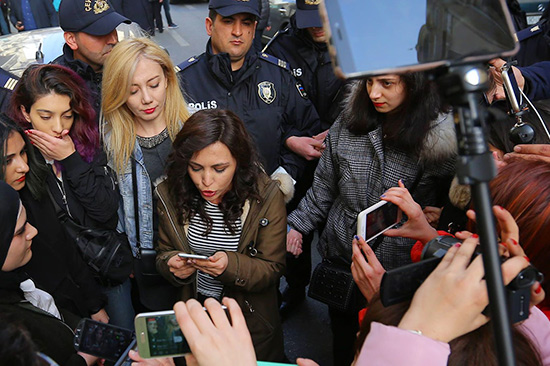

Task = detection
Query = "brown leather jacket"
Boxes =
[155,174,286,361]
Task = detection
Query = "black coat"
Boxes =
[40,148,119,230]
[8,0,58,30]
[53,45,102,123]
[177,41,321,179]
[265,15,345,130]
[0,67,17,113]
[19,186,107,318]
[0,290,86,366]
[121,0,153,33]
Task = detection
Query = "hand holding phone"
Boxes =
[177,253,209,260]
[187,251,229,277]
[74,319,135,362]
[174,298,257,366]
[167,254,197,280]
[357,200,402,244]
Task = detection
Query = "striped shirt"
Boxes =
[187,201,241,299]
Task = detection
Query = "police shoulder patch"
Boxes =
[175,55,201,72]
[0,69,18,91]
[515,23,543,42]
[259,53,290,71]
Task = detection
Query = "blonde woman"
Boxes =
[102,37,189,315]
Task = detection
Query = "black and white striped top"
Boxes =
[187,200,241,299]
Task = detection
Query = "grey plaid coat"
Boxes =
[288,104,457,270]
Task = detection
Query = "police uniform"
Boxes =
[53,45,102,119]
[0,67,18,113]
[54,0,130,122]
[178,41,321,179]
[264,14,344,130]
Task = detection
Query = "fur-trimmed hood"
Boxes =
[341,81,457,165]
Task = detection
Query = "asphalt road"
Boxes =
[153,3,334,364]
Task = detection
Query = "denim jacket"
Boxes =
[116,142,154,257]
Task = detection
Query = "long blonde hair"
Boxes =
[102,37,188,174]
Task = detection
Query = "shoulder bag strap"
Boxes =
[131,157,141,255]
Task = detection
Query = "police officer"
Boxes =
[53,0,130,121]
[177,0,321,180]
[264,0,345,316]
[0,67,18,113]
[264,0,344,131]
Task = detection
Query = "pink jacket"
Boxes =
[356,306,550,365]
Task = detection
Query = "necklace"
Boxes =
[136,128,169,149]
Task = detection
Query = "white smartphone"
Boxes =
[134,310,189,359]
[178,253,209,260]
[357,201,402,243]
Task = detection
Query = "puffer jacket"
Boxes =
[155,173,286,362]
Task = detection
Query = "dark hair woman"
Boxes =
[287,72,457,365]
[5,65,118,324]
[0,181,98,366]
[155,109,287,362]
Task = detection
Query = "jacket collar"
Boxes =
[60,44,100,80]
[205,39,260,88]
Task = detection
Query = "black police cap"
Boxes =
[59,0,130,36]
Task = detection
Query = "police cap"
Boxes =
[209,0,260,18]
[59,0,130,36]
[295,0,322,29]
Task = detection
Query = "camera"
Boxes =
[380,235,543,323]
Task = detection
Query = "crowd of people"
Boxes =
[1,0,550,365]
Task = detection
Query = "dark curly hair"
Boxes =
[346,72,448,156]
[8,64,99,164]
[165,109,262,235]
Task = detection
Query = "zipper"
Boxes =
[54,175,73,218]
[104,166,116,190]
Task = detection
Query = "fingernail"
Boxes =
[472,234,479,239]
[535,283,542,294]
[524,256,530,262]
[354,235,359,241]
[498,205,505,210]
[454,243,461,248]
[24,130,29,134]
[380,194,386,198]
[510,238,518,245]
[28,130,32,134]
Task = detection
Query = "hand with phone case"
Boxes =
[175,298,256,366]
[380,180,439,245]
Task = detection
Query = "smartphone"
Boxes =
[320,0,517,78]
[134,310,190,359]
[357,201,402,243]
[73,318,135,361]
[178,253,209,260]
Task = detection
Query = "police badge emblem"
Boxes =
[257,81,276,104]
[93,0,110,14]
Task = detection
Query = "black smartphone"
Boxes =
[74,319,135,361]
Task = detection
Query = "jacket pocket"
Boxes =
[242,299,275,345]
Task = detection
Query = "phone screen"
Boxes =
[143,314,190,357]
[365,202,399,242]
[75,319,135,361]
